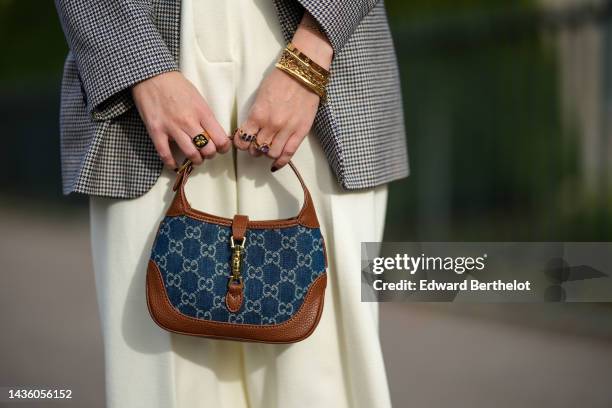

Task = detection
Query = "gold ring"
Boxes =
[253,139,271,154]
[192,132,209,149]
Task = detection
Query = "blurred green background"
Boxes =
[2,0,612,240]
[1,1,612,407]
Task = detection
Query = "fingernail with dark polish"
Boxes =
[271,166,278,173]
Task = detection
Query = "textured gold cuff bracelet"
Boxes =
[275,43,330,102]
[285,43,330,79]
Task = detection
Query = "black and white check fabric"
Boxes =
[55,0,409,198]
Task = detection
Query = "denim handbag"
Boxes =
[146,161,328,343]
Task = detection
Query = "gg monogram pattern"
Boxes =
[150,215,327,325]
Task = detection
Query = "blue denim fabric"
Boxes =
[150,215,327,325]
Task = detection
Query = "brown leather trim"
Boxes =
[225,281,244,313]
[296,189,319,228]
[146,260,327,343]
[289,162,319,228]
[166,187,186,216]
[169,161,320,229]
[172,169,185,192]
[232,215,249,240]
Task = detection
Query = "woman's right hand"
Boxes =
[131,71,230,169]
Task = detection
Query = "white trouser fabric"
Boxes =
[89,0,391,407]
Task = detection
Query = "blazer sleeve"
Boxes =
[55,0,178,119]
[296,0,380,53]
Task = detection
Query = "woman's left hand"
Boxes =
[233,16,333,171]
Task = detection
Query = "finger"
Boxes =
[170,127,204,165]
[251,126,276,157]
[150,133,177,169]
[234,122,260,151]
[266,124,294,160]
[235,127,259,151]
[248,141,260,157]
[199,133,217,159]
[271,133,305,171]
[181,123,217,159]
[197,131,217,159]
[201,114,231,154]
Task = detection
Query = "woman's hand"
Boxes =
[233,14,333,171]
[132,71,230,169]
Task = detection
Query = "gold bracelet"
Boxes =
[283,51,328,88]
[286,42,329,79]
[276,52,327,101]
[275,63,327,101]
[275,44,330,102]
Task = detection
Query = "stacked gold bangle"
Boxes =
[275,42,330,102]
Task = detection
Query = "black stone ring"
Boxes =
[192,133,209,149]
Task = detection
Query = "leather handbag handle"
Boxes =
[169,159,319,228]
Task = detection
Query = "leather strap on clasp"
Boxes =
[232,214,249,242]
[227,214,248,313]
[226,280,244,313]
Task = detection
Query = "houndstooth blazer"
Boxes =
[55,0,409,198]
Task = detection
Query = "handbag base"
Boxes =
[146,260,327,343]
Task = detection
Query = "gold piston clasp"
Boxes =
[229,236,245,286]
